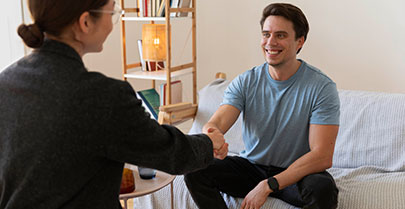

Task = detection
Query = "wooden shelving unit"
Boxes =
[119,0,198,124]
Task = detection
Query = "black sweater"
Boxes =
[0,39,213,209]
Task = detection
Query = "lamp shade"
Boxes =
[142,24,167,62]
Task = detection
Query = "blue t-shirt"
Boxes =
[222,60,340,168]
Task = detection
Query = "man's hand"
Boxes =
[214,143,228,159]
[204,127,225,150]
[240,180,271,209]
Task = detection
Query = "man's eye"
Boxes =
[277,34,286,38]
[262,33,270,38]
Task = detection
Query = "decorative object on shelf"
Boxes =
[142,24,166,71]
[137,39,148,71]
[120,168,135,194]
[138,167,157,179]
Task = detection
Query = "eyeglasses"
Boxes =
[89,4,124,24]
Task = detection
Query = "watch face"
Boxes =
[268,177,279,191]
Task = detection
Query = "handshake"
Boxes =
[204,127,228,160]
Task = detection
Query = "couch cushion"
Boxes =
[328,167,405,209]
[333,90,405,171]
[189,79,244,155]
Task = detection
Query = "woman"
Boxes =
[0,0,227,208]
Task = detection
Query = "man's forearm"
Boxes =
[273,150,332,191]
[271,124,338,191]
[202,122,220,133]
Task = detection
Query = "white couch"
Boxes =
[134,78,405,209]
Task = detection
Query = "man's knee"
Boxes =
[184,170,203,189]
[184,173,198,187]
[300,172,338,209]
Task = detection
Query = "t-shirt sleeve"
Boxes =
[221,75,245,112]
[310,82,340,125]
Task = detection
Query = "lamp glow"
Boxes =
[142,24,166,64]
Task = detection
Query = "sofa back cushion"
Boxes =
[333,90,405,171]
[189,79,244,155]
[190,80,405,171]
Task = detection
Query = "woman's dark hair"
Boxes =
[260,3,309,42]
[18,0,109,48]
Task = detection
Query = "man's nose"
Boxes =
[267,35,278,46]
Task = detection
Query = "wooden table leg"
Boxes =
[170,182,174,209]
[124,198,128,209]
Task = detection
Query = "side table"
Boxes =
[119,166,176,209]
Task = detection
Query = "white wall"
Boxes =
[82,0,405,94]
[0,0,25,72]
[196,0,405,93]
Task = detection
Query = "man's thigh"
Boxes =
[201,156,268,198]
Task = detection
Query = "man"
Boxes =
[185,3,340,209]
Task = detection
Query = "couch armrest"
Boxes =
[158,102,198,125]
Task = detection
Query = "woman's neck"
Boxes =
[45,33,85,57]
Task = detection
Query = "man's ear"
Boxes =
[297,36,305,50]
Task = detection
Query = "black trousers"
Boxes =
[184,156,338,209]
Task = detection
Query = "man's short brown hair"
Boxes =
[260,3,309,41]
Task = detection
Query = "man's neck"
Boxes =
[268,59,302,81]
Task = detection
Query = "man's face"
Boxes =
[261,16,304,68]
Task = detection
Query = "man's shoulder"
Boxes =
[234,63,267,82]
[301,61,335,84]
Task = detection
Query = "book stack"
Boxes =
[136,0,191,17]
[160,80,182,105]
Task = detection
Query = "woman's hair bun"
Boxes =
[17,23,44,48]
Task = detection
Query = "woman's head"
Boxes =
[18,0,112,51]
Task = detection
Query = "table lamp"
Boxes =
[142,24,166,71]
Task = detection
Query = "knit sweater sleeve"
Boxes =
[76,73,214,175]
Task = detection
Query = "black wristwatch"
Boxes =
[267,177,279,192]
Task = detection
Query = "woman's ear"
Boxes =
[78,11,92,34]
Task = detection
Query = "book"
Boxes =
[138,0,144,17]
[137,40,148,71]
[157,0,166,17]
[143,0,148,16]
[147,61,164,71]
[160,80,182,105]
[170,0,180,17]
[147,61,155,71]
[177,0,191,17]
[137,88,160,120]
[147,0,152,17]
[161,0,171,17]
[152,0,155,17]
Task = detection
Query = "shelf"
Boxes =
[119,0,197,105]
[124,68,193,81]
[121,16,191,22]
